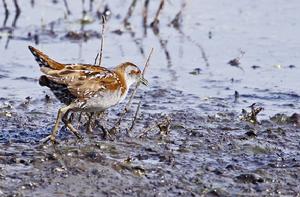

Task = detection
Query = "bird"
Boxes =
[28,46,148,143]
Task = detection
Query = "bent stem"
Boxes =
[94,15,106,65]
[110,48,154,133]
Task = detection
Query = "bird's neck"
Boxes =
[114,69,128,97]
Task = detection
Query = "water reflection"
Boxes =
[1,0,21,49]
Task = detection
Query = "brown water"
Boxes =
[0,1,300,196]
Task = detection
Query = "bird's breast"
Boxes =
[79,88,125,112]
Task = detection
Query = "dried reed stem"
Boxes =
[94,16,106,65]
[2,0,9,27]
[152,0,164,25]
[150,0,165,34]
[13,0,21,14]
[98,16,106,66]
[2,0,9,15]
[123,0,137,29]
[128,101,142,132]
[111,48,154,132]
[63,0,71,15]
[143,0,150,36]
[125,48,153,112]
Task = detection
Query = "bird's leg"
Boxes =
[86,112,95,134]
[86,111,111,139]
[41,104,74,144]
[62,110,83,140]
[68,112,75,123]
[102,125,112,140]
[77,112,83,129]
[95,111,112,140]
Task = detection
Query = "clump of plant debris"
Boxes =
[240,103,264,124]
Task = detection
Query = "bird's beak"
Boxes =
[139,77,149,86]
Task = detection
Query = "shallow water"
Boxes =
[0,0,300,196]
[1,0,299,114]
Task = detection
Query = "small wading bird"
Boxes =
[28,46,148,143]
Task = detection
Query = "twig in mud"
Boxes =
[110,48,154,133]
[4,32,12,49]
[128,101,142,132]
[97,5,111,21]
[152,0,165,25]
[12,0,21,27]
[82,16,106,133]
[228,49,245,71]
[123,0,137,29]
[97,16,106,66]
[234,90,239,103]
[156,35,172,67]
[151,20,173,68]
[137,124,157,138]
[158,116,171,135]
[125,48,153,111]
[89,0,94,12]
[240,103,264,124]
[170,12,182,30]
[94,53,99,65]
[143,0,150,36]
[2,0,9,27]
[150,0,165,35]
[169,0,187,30]
[122,0,145,56]
[30,0,34,7]
[80,0,87,31]
[63,0,71,15]
[152,29,176,79]
[81,0,86,16]
[137,116,171,138]
[2,0,9,14]
[129,31,145,57]
[94,16,106,65]
[103,5,112,20]
[13,0,20,14]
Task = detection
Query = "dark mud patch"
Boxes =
[1,88,300,196]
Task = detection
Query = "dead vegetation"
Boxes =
[240,103,264,124]
[228,49,245,71]
[109,48,154,135]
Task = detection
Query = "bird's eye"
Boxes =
[130,70,140,75]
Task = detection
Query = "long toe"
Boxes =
[40,135,51,144]
[50,136,59,145]
[86,126,93,134]
[103,129,114,140]
[75,132,83,140]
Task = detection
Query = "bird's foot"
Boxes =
[40,135,59,145]
[101,126,114,140]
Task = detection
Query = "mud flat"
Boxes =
[1,87,299,196]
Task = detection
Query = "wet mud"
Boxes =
[1,88,300,196]
[1,0,300,196]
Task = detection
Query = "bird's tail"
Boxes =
[28,46,65,71]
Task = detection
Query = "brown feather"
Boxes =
[28,46,65,70]
[43,64,126,100]
[28,46,137,103]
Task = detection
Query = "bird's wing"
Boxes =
[45,64,122,100]
[28,46,65,70]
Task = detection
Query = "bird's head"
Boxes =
[115,62,148,87]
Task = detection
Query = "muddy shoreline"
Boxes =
[1,88,300,196]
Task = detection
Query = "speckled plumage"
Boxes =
[28,46,147,143]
